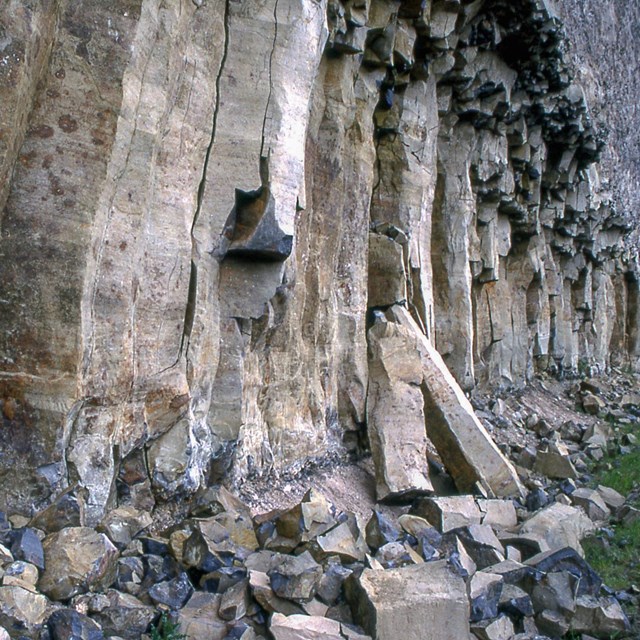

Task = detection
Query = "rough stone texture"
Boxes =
[346,560,471,640]
[0,0,638,516]
[519,504,595,556]
[38,527,118,601]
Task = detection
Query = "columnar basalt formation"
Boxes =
[0,0,638,518]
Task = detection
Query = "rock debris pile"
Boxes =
[1,371,639,640]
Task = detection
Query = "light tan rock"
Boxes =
[270,613,366,640]
[368,234,407,307]
[534,449,578,480]
[596,485,626,510]
[519,504,595,556]
[0,586,50,639]
[176,592,228,640]
[477,499,518,530]
[570,488,610,521]
[346,561,471,640]
[366,316,433,501]
[391,306,524,498]
[471,615,515,640]
[38,527,118,601]
[411,496,482,533]
[1,562,38,592]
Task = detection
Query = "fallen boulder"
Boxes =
[346,560,471,640]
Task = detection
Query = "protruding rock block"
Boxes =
[346,561,472,640]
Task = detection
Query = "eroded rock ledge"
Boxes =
[0,0,638,518]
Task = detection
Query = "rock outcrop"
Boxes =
[0,0,639,518]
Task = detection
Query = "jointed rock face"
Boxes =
[0,0,639,526]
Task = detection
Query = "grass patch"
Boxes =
[583,418,640,592]
[597,446,640,499]
[583,519,640,590]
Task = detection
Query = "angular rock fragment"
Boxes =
[519,504,594,555]
[0,585,51,638]
[309,522,363,563]
[317,561,352,606]
[2,561,38,592]
[39,527,118,601]
[392,307,523,498]
[469,571,503,622]
[368,233,407,307]
[365,511,399,551]
[525,547,601,597]
[570,488,610,521]
[271,490,338,547]
[97,506,152,550]
[148,572,193,609]
[476,500,518,530]
[9,529,44,570]
[596,485,625,510]
[47,609,104,640]
[219,578,250,621]
[30,487,86,533]
[268,552,323,603]
[411,495,482,533]
[534,447,578,480]
[530,570,578,616]
[366,316,434,501]
[470,614,515,640]
[570,594,630,638]
[85,589,155,639]
[346,561,472,640]
[270,612,370,640]
[498,584,533,619]
[248,570,304,616]
[176,592,229,640]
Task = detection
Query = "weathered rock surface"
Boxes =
[346,561,471,640]
[0,0,638,519]
[38,527,118,601]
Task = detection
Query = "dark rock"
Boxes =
[469,571,503,622]
[498,583,534,619]
[9,529,44,570]
[267,551,322,603]
[317,560,353,605]
[148,572,194,609]
[530,570,579,616]
[30,487,85,533]
[86,589,156,639]
[526,547,601,597]
[364,511,399,551]
[114,557,144,596]
[47,609,104,640]
[525,488,550,512]
[200,566,248,593]
[140,553,180,593]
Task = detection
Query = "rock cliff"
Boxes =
[0,0,638,519]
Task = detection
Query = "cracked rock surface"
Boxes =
[0,0,639,529]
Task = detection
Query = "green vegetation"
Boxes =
[583,418,640,591]
[150,613,186,640]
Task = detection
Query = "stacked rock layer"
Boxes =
[0,0,638,517]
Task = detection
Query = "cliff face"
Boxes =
[0,0,638,520]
